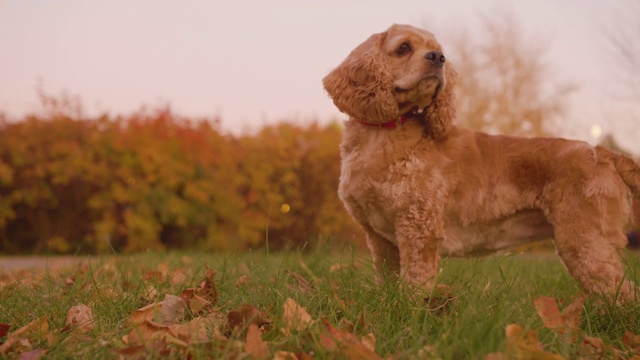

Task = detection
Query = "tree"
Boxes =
[606,1,640,112]
[443,14,575,136]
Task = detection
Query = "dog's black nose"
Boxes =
[425,51,445,68]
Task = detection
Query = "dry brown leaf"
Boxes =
[18,348,46,360]
[167,317,209,343]
[170,269,188,285]
[245,323,270,359]
[624,330,640,350]
[578,335,621,359]
[505,324,564,360]
[143,271,164,282]
[0,323,10,339]
[201,266,218,306]
[64,304,95,334]
[361,333,376,353]
[0,317,49,355]
[273,351,299,360]
[533,296,584,338]
[235,275,249,287]
[228,304,272,333]
[329,264,347,272]
[156,295,186,325]
[123,320,173,346]
[484,352,509,360]
[126,302,163,327]
[286,270,315,293]
[273,351,313,360]
[281,298,314,335]
[320,320,381,359]
[157,261,171,277]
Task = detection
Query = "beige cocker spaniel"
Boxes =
[323,24,640,302]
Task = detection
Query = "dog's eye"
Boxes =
[396,42,412,56]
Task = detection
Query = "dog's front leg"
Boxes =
[395,203,445,291]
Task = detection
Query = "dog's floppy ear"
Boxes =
[323,32,399,123]
[424,62,457,139]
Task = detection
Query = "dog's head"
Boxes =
[323,24,457,138]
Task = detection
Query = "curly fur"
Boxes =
[323,24,640,303]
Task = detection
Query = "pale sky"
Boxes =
[1,1,638,153]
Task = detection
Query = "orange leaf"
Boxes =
[245,323,269,359]
[533,296,583,337]
[623,330,640,350]
[320,320,381,360]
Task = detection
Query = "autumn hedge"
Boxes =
[0,108,360,254]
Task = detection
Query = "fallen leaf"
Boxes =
[533,296,583,338]
[273,351,300,360]
[623,330,640,350]
[286,271,315,293]
[0,323,10,340]
[156,294,186,325]
[64,304,95,334]
[127,302,163,327]
[0,317,49,355]
[505,324,564,360]
[235,275,249,287]
[484,352,509,360]
[170,269,188,285]
[361,333,376,353]
[123,320,173,347]
[180,289,211,315]
[143,271,164,282]
[245,323,269,359]
[201,266,218,306]
[168,317,209,343]
[320,320,381,359]
[281,298,314,335]
[228,304,272,334]
[18,348,46,360]
[157,261,171,277]
[578,335,621,359]
[273,351,314,360]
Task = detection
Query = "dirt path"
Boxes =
[0,256,87,272]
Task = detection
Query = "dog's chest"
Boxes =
[339,143,426,245]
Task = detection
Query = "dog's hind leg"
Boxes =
[550,196,636,303]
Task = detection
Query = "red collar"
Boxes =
[355,114,409,129]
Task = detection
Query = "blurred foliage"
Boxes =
[0,97,360,254]
[445,13,575,137]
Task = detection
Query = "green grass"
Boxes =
[1,248,639,359]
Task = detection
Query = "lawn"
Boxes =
[1,248,639,359]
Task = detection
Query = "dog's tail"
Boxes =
[597,145,640,197]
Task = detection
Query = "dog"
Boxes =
[323,24,640,302]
